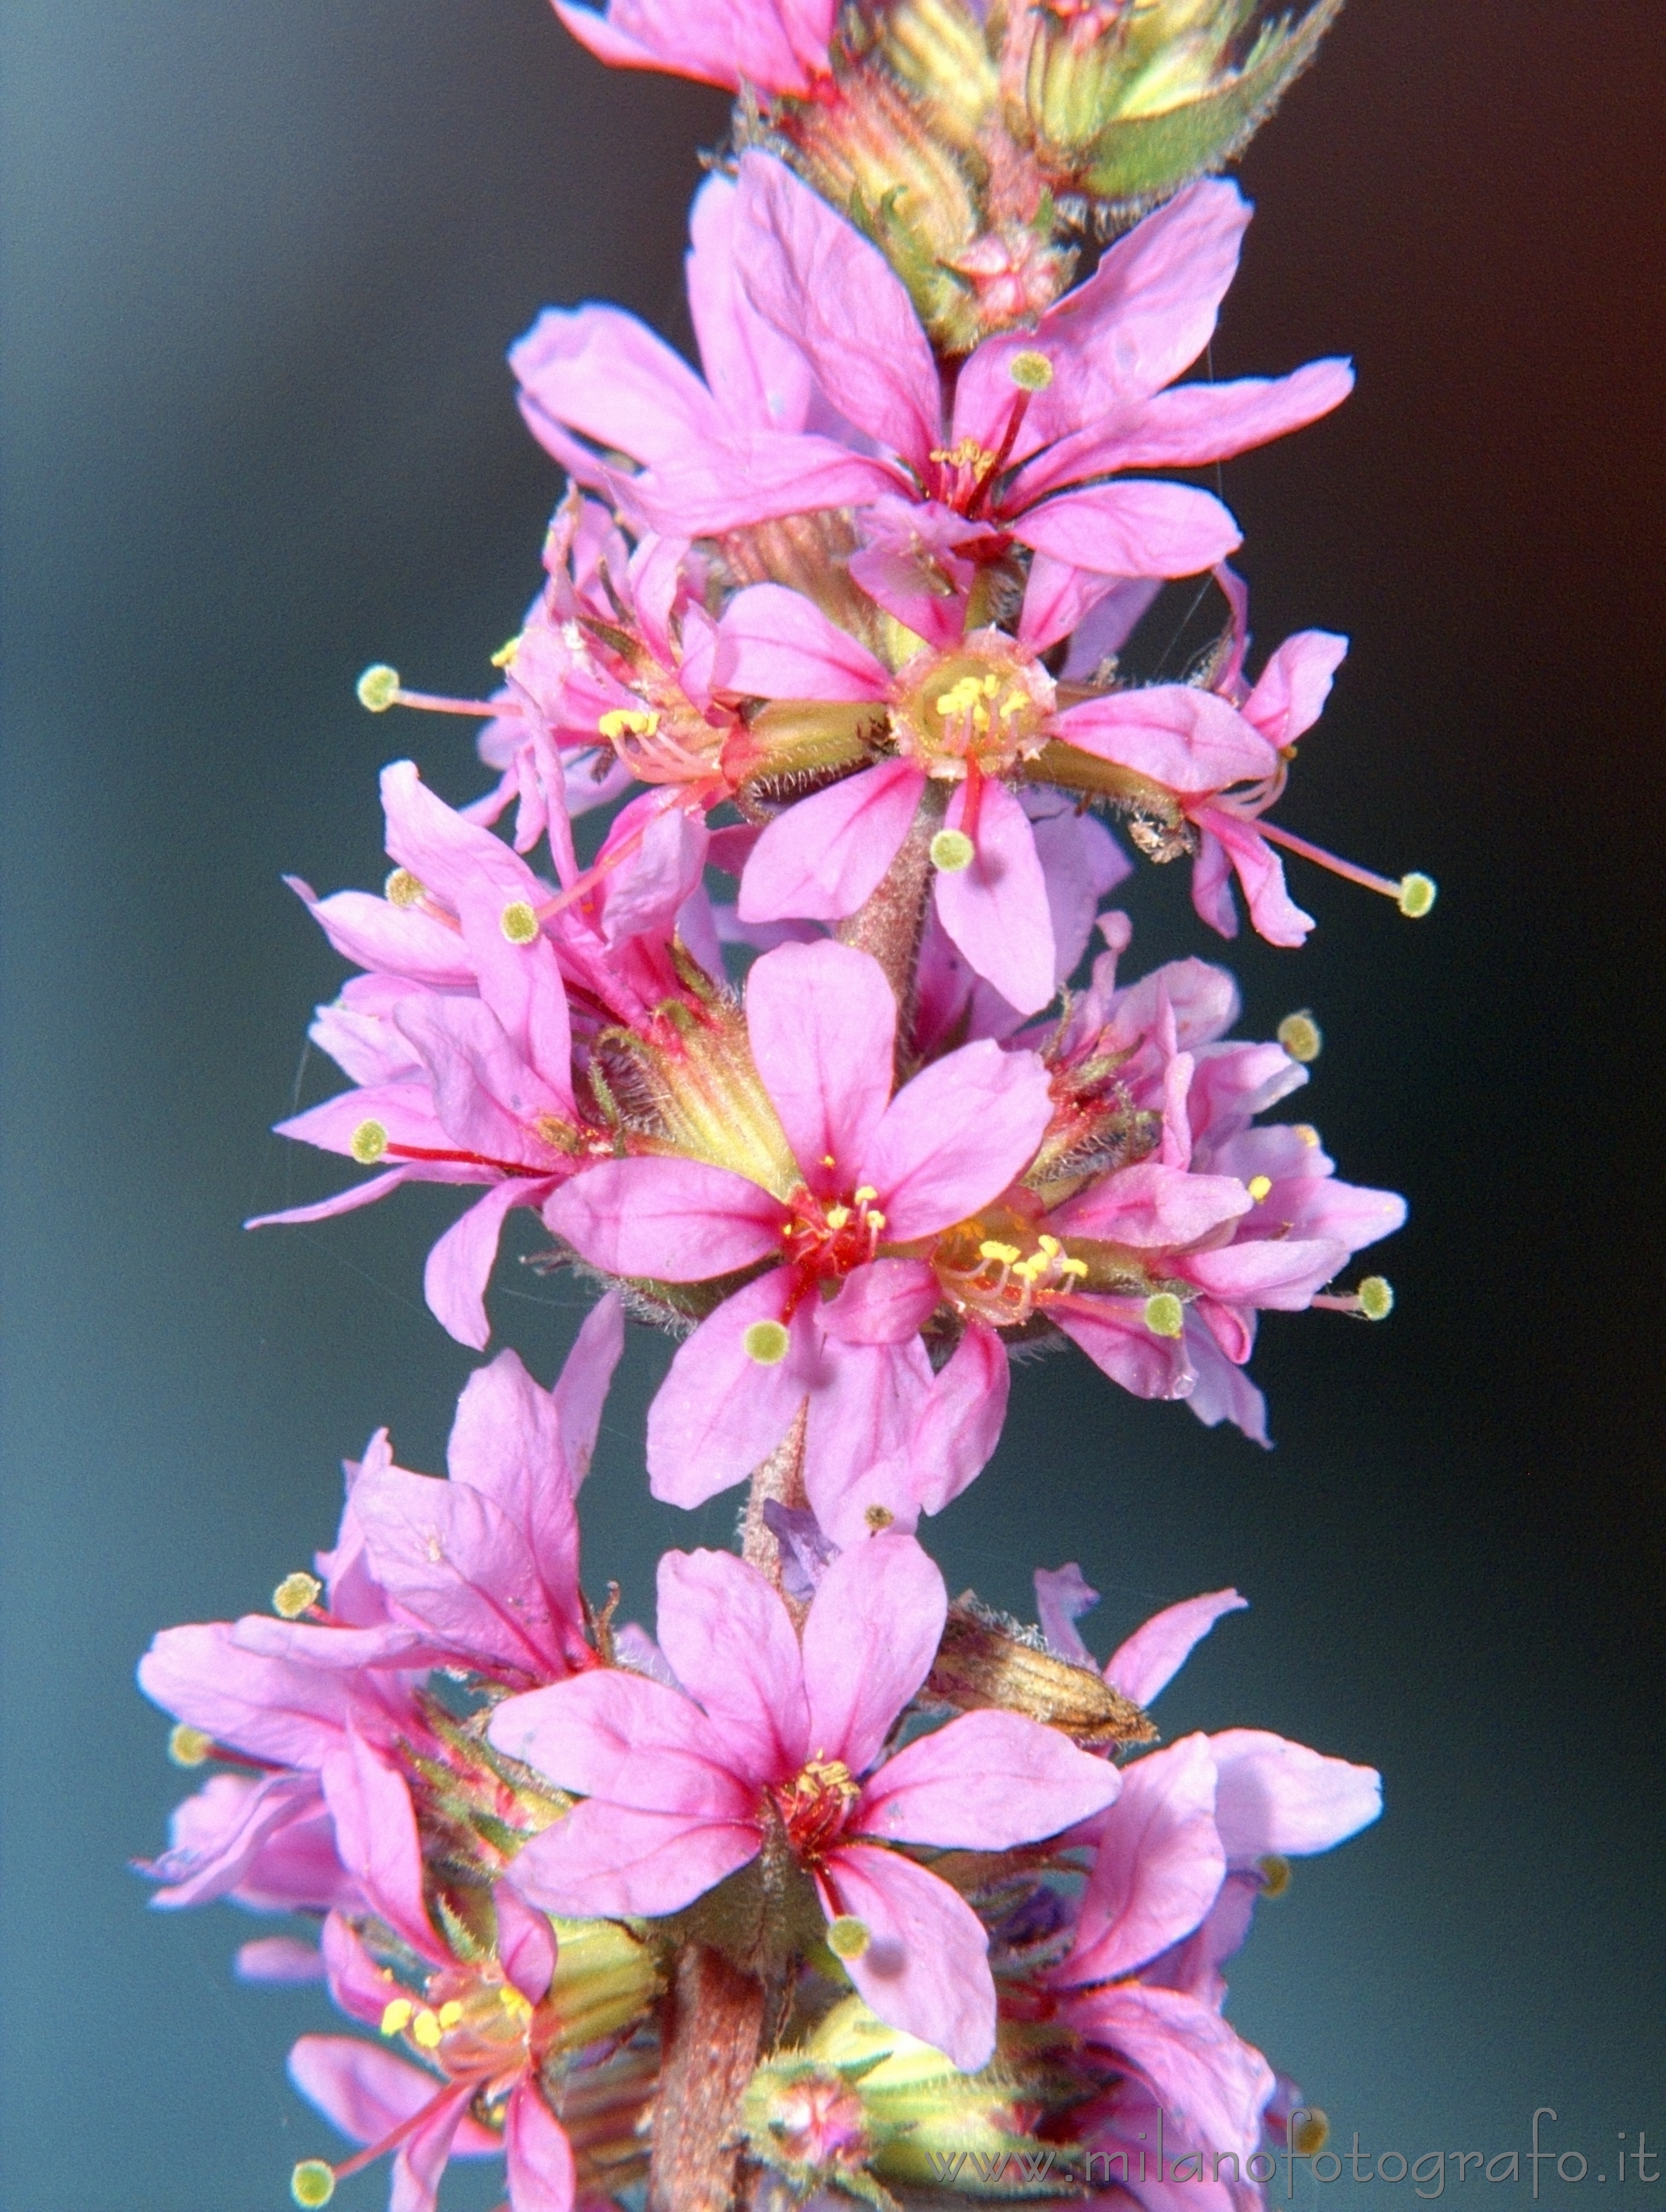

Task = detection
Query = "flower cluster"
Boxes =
[143,4,1424,2208]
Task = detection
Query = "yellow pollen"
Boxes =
[928,438,997,471]
[1058,1255,1089,1279]
[865,1210,885,1230]
[1258,1853,1293,1896]
[499,1984,534,2022]
[1292,1123,1321,1148]
[1277,1011,1322,1063]
[437,2000,464,2028]
[1397,871,1438,918]
[1247,1175,1273,1203]
[350,1120,388,1165]
[598,706,660,742]
[864,1505,895,1531]
[1012,1254,1047,1283]
[821,1155,837,1168]
[292,2159,336,2207]
[379,1999,414,2037]
[1008,348,1055,392]
[743,1319,792,1367]
[411,2007,443,2049]
[979,1239,1021,1264]
[490,633,522,669]
[384,867,423,908]
[272,1571,322,1619]
[1357,1275,1394,1321]
[1292,2109,1330,2156]
[1144,1292,1185,1339]
[356,663,400,712]
[168,1723,214,1768]
[853,1187,878,1205]
[1038,1234,1060,1257]
[500,899,539,944]
[827,1915,871,1960]
[929,827,976,873]
[824,1205,852,1230]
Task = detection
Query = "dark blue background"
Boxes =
[3,3,1662,2205]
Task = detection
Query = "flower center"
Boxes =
[769,1757,860,1867]
[381,1972,533,2080]
[779,1185,888,1280]
[934,1217,1090,1328]
[891,636,1055,780]
[596,697,729,791]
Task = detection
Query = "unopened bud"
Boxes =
[167,1723,214,1767]
[1357,1275,1394,1321]
[272,1571,321,1619]
[1397,871,1437,918]
[1144,1291,1185,1338]
[928,826,975,873]
[500,899,540,944]
[1277,1010,1322,1063]
[356,664,400,713]
[349,1120,388,1165]
[291,2161,336,2207]
[743,1319,792,1367]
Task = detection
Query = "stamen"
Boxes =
[598,706,661,742]
[1358,1275,1394,1320]
[411,2007,443,2049]
[1255,821,1438,918]
[355,664,499,718]
[491,634,522,669]
[1143,1292,1185,1338]
[826,1916,871,1960]
[1277,1011,1322,1063]
[1292,2110,1330,2156]
[930,827,975,873]
[291,2160,336,2206]
[1246,1175,1273,1204]
[168,1723,214,1767]
[350,1120,389,1165]
[379,1999,414,2037]
[499,899,540,944]
[1397,871,1438,917]
[743,1320,792,1367]
[272,1572,322,1619]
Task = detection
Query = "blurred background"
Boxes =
[2,2,1663,2204]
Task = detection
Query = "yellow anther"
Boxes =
[824,1205,852,1230]
[168,1723,214,1768]
[981,673,1000,695]
[1292,1123,1321,1147]
[1144,1292,1185,1339]
[1397,871,1437,918]
[1008,348,1055,392]
[1357,1275,1394,1321]
[350,1120,388,1166]
[853,1188,878,1206]
[1038,1234,1060,1257]
[1258,1853,1292,1897]
[928,438,996,471]
[1277,1011,1322,1064]
[864,1505,895,1531]
[356,664,400,713]
[1058,1256,1089,1279]
[598,706,660,742]
[437,2000,464,2029]
[500,899,539,944]
[379,1999,414,2037]
[979,1239,1021,1264]
[1012,1254,1046,1283]
[272,1572,322,1619]
[490,633,522,669]
[864,1210,885,1230]
[411,2007,443,2049]
[743,1319,792,1367]
[826,1915,871,1960]
[929,827,976,873]
[821,1155,837,1168]
[384,867,423,909]
[499,1984,533,2021]
[1292,2109,1330,2157]
[1247,1175,1273,1203]
[292,2159,336,2207]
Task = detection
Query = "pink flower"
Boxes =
[488,1538,1122,2068]
[602,159,1350,607]
[542,937,1053,1513]
[552,0,836,97]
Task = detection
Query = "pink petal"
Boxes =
[1060,577,1165,681]
[287,2034,442,2145]
[288,879,474,989]
[1206,1729,1382,1862]
[1184,1323,1271,1446]
[655,1549,810,1782]
[820,1320,1010,1545]
[1028,360,1355,489]
[1064,1734,1225,1984]
[1034,1563,1100,1668]
[1053,1158,1251,1249]
[646,1274,820,1505]
[506,1800,760,1919]
[932,778,1056,1015]
[861,1040,1052,1241]
[425,1177,552,1351]
[1051,1293,1196,1401]
[137,1624,357,1771]
[739,760,922,924]
[553,0,828,97]
[687,173,817,431]
[1190,807,1315,948]
[506,2080,577,2212]
[1107,1590,1248,1707]
[320,1735,443,1963]
[857,1708,1120,1849]
[245,1164,422,1231]
[801,1335,933,1509]
[495,1881,558,2006]
[1013,481,1241,583]
[1189,825,1241,939]
[1066,1983,1274,2164]
[235,1935,327,1984]
[1243,629,1348,747]
[820,1258,939,1346]
[746,940,896,1186]
[391,2079,485,2212]
[353,1464,561,1678]
[322,1910,401,2026]
[802,1535,947,1775]
[1055,688,1277,799]
[715,583,890,701]
[548,1290,626,1487]
[736,153,938,467]
[1180,1235,1348,1309]
[486,1668,752,1818]
[543,1157,784,1280]
[447,1344,583,1622]
[817,1845,996,2071]
[510,302,723,473]
[633,427,904,540]
[393,995,567,1164]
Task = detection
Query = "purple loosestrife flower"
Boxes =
[489,1539,1121,2069]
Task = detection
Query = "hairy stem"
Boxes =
[740,1401,810,1594]
[835,780,948,1076]
[648,1943,766,2212]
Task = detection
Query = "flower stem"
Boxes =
[835,780,948,1076]
[648,1943,766,2212]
